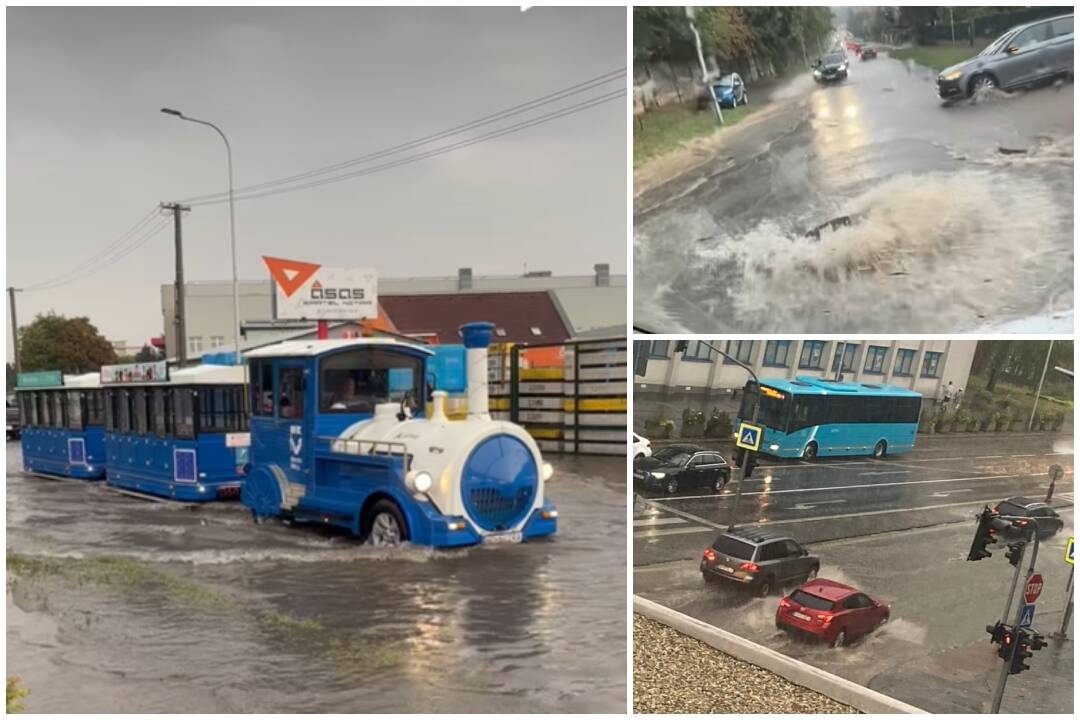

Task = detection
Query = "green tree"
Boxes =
[18,313,118,374]
[134,345,160,362]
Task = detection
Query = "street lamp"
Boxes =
[161,107,241,367]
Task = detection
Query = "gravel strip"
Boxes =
[633,614,859,714]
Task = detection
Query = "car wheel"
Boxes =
[713,476,726,493]
[805,565,819,582]
[802,442,818,460]
[757,577,774,597]
[665,478,679,494]
[969,73,997,99]
[365,499,408,547]
[832,629,847,648]
[873,440,887,459]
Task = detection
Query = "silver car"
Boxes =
[937,13,1073,100]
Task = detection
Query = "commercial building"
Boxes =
[161,264,624,359]
[634,339,977,426]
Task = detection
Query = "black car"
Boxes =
[701,527,820,596]
[995,497,1065,540]
[6,396,19,440]
[633,444,730,494]
[813,52,848,82]
[860,46,878,60]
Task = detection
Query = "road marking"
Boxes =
[633,517,687,527]
[792,499,847,510]
[633,526,714,539]
[858,470,912,476]
[640,497,726,530]
[929,489,973,497]
[1058,492,1074,503]
[657,473,1045,501]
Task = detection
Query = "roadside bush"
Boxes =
[644,416,675,439]
[934,411,949,433]
[7,677,28,713]
[1051,410,1065,431]
[993,411,1009,432]
[704,408,732,438]
[681,407,706,437]
[978,414,994,432]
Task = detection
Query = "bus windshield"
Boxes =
[738,382,790,431]
[320,349,425,414]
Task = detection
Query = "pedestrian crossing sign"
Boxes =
[736,422,763,452]
[1066,536,1074,566]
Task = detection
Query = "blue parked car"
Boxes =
[712,73,749,108]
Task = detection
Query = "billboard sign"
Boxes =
[263,256,377,321]
[100,361,168,384]
[16,371,63,388]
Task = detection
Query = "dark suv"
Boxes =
[633,444,730,494]
[995,497,1065,540]
[701,528,820,596]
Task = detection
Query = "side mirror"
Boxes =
[1006,45,1020,55]
[800,548,809,556]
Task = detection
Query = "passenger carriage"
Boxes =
[102,362,249,502]
[16,371,107,480]
[240,321,558,547]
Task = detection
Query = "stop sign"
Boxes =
[1024,573,1044,604]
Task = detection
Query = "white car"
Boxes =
[633,432,652,460]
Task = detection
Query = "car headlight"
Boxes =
[813,69,822,77]
[942,70,963,81]
[406,470,433,494]
[651,472,666,479]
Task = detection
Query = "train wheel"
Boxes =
[365,500,408,547]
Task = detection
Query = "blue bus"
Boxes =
[17,372,107,480]
[240,322,558,547]
[103,363,250,502]
[736,376,922,459]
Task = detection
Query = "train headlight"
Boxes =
[407,470,433,494]
[541,462,554,481]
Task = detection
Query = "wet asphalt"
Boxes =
[634,50,1074,333]
[6,444,626,713]
[634,432,1074,713]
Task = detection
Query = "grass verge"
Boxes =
[890,44,982,72]
[633,101,758,168]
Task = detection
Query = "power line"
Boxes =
[21,207,160,291]
[191,88,625,206]
[178,67,625,204]
[25,217,172,292]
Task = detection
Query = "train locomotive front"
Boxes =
[241,322,557,547]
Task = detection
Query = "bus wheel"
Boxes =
[365,500,408,547]
[802,442,818,460]
[873,440,887,458]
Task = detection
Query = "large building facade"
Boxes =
[161,264,624,359]
[634,339,977,426]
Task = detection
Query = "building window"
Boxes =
[864,346,888,374]
[894,348,916,377]
[723,340,753,364]
[495,327,507,337]
[683,340,715,362]
[529,327,542,336]
[210,335,225,349]
[831,343,857,373]
[188,336,203,354]
[798,341,826,369]
[922,351,943,378]
[763,340,790,367]
[648,341,670,358]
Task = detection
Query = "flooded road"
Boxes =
[634,52,1074,333]
[6,444,627,713]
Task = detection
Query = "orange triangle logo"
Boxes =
[262,256,321,298]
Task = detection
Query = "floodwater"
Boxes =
[634,54,1074,333]
[5,443,626,713]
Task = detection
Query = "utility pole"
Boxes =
[7,286,22,375]
[1028,340,1054,431]
[991,527,1040,713]
[160,203,190,364]
[685,7,723,124]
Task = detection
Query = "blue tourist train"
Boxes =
[102,361,250,502]
[16,371,107,480]
[240,322,558,547]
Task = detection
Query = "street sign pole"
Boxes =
[1046,464,1064,503]
[990,531,1040,713]
[1055,566,1073,640]
[999,539,1027,624]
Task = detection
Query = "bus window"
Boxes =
[279,368,305,419]
[790,396,825,432]
[118,390,131,433]
[199,386,246,432]
[51,392,65,428]
[173,388,195,439]
[251,361,274,416]
[66,391,84,431]
[319,349,423,414]
[86,390,104,427]
[133,388,149,435]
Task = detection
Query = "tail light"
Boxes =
[779,597,792,609]
[739,562,759,573]
[703,548,717,562]
[816,614,834,624]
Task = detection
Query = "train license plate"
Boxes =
[485,531,522,544]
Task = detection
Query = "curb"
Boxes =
[634,595,927,714]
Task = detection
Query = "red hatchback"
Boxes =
[775,579,890,648]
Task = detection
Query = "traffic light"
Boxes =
[967,507,998,561]
[987,622,1015,659]
[1005,541,1025,567]
[1009,630,1035,674]
[1029,629,1047,652]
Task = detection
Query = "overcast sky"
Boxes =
[6,6,626,356]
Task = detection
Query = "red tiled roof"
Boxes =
[379,292,570,344]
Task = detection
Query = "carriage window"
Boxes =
[104,390,116,431]
[51,392,65,428]
[133,388,149,435]
[118,390,132,433]
[173,388,196,439]
[199,386,246,432]
[278,368,305,419]
[38,392,49,427]
[23,394,35,427]
[85,390,105,427]
[251,360,274,417]
[319,350,424,414]
[151,388,166,437]
[66,391,84,430]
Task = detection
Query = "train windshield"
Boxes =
[319,349,425,414]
